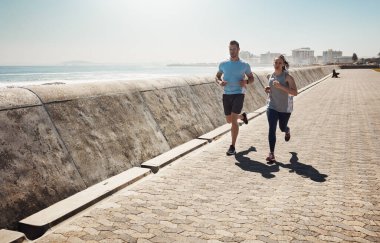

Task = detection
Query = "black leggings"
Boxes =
[267,108,291,153]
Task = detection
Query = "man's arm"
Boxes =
[240,72,254,87]
[215,71,227,86]
[246,72,254,84]
[215,71,222,82]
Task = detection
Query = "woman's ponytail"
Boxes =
[279,55,289,71]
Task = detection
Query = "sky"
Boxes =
[0,0,379,65]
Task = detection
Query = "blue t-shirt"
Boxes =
[218,59,252,94]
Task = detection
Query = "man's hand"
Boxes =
[264,86,271,94]
[240,80,247,88]
[219,80,227,87]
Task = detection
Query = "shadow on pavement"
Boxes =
[275,152,328,182]
[235,146,279,179]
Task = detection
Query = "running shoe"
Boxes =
[226,145,236,156]
[266,153,276,163]
[241,112,248,125]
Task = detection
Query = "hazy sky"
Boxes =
[0,0,379,65]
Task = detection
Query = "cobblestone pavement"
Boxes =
[37,69,380,243]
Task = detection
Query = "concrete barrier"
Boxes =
[0,229,26,243]
[0,87,87,234]
[18,167,150,240]
[0,66,337,232]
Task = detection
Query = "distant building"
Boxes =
[323,49,342,64]
[248,55,261,65]
[316,56,324,64]
[240,51,253,59]
[240,51,260,65]
[333,56,354,64]
[292,47,315,65]
[260,52,282,64]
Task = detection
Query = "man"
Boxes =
[215,40,254,155]
[332,69,340,78]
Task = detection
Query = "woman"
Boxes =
[265,55,298,163]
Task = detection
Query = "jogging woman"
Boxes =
[265,55,298,163]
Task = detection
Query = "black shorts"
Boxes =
[223,94,245,116]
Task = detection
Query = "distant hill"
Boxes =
[61,61,99,66]
[167,63,218,67]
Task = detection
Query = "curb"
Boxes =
[296,73,331,95]
[141,139,208,173]
[0,229,26,243]
[18,167,150,240]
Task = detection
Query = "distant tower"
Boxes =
[292,48,315,65]
[322,49,342,64]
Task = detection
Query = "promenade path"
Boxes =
[37,69,380,243]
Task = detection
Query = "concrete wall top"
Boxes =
[24,77,196,103]
[0,66,337,108]
[25,81,141,103]
[0,87,41,110]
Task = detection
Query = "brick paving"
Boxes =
[37,69,380,243]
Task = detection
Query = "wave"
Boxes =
[0,65,274,87]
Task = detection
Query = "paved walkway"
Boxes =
[37,69,380,243]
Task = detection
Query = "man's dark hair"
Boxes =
[229,40,239,48]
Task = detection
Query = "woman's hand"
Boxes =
[264,86,271,94]
[273,80,282,89]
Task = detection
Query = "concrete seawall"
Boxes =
[0,66,336,230]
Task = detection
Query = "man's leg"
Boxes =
[238,112,248,124]
[231,94,245,146]
[225,115,232,124]
[223,95,237,155]
[225,113,237,155]
[230,112,240,146]
[223,95,232,123]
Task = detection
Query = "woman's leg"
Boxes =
[279,112,291,141]
[278,112,291,133]
[267,109,279,153]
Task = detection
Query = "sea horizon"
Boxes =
[0,63,274,87]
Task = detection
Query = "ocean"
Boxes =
[0,64,273,87]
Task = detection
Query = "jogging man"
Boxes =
[216,40,254,155]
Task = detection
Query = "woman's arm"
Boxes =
[285,74,298,96]
[273,74,298,96]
